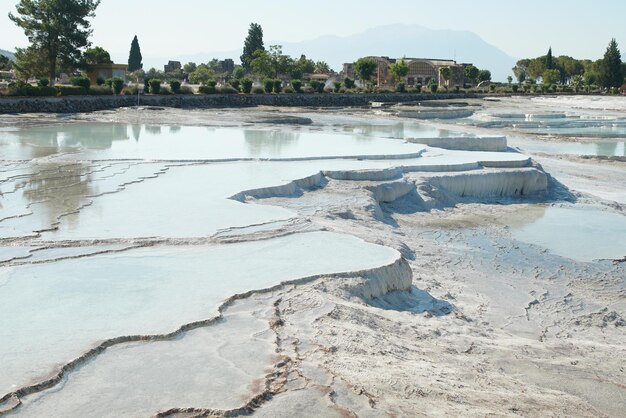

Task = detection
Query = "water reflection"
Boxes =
[20,163,95,228]
[342,122,466,140]
[145,125,162,135]
[243,130,299,156]
[1,123,130,157]
[131,125,141,142]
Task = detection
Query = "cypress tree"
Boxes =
[545,47,554,70]
[128,35,143,72]
[240,23,264,71]
[599,38,623,89]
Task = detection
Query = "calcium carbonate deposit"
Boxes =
[1,96,624,417]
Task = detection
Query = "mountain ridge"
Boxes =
[0,49,16,61]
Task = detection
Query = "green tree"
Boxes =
[477,69,491,82]
[390,58,409,83]
[439,66,451,87]
[542,69,560,85]
[0,54,11,70]
[290,54,315,79]
[354,57,378,86]
[13,45,49,80]
[512,59,529,83]
[527,58,546,80]
[83,46,111,65]
[250,49,272,78]
[183,62,197,75]
[9,0,101,85]
[241,22,264,71]
[127,35,142,72]
[250,45,292,78]
[314,61,330,73]
[464,64,479,85]
[188,65,214,84]
[507,75,513,86]
[545,47,554,70]
[232,65,245,79]
[556,55,584,82]
[599,38,623,89]
[571,75,584,92]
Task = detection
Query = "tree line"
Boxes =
[512,40,624,90]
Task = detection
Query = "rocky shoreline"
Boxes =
[0,92,469,114]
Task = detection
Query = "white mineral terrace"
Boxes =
[1,98,624,417]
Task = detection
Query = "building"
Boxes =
[86,63,128,85]
[342,57,469,88]
[164,60,182,73]
[215,59,234,74]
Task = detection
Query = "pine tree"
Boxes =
[9,0,101,85]
[545,47,554,70]
[128,35,143,72]
[599,38,623,89]
[240,23,264,71]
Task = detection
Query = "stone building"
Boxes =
[342,57,469,88]
[164,60,182,73]
[215,59,234,74]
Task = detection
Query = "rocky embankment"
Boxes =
[0,93,468,114]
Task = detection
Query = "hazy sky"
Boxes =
[2,0,625,66]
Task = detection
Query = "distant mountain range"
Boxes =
[0,49,16,61]
[143,24,517,81]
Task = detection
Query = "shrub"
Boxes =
[309,80,325,93]
[229,79,240,91]
[429,83,438,93]
[198,85,217,94]
[206,79,217,88]
[283,86,295,93]
[241,78,253,94]
[413,84,422,93]
[512,85,519,92]
[218,85,239,94]
[333,81,341,93]
[96,77,105,86]
[263,79,274,93]
[291,79,302,93]
[71,76,91,90]
[89,85,113,95]
[143,79,149,93]
[343,77,355,89]
[148,79,161,94]
[160,86,171,95]
[57,86,86,96]
[123,85,141,95]
[105,78,113,87]
[252,86,265,94]
[111,77,124,94]
[301,86,315,94]
[169,79,181,94]
[454,85,460,93]
[179,85,194,95]
[273,79,282,93]
[37,78,49,87]
[8,83,56,96]
[396,82,406,93]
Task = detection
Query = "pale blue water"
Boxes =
[511,206,626,262]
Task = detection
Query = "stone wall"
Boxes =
[0,93,471,114]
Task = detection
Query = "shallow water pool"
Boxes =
[511,206,626,262]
